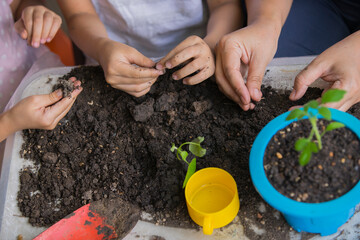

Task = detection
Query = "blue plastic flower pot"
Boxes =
[249,108,360,236]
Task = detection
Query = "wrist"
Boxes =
[250,17,282,41]
[94,37,113,65]
[0,111,18,142]
[203,36,216,55]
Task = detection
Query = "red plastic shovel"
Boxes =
[34,198,140,240]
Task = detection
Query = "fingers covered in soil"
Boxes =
[52,77,81,98]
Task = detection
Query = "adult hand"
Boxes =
[215,22,279,110]
[14,5,62,48]
[290,31,360,111]
[98,39,164,97]
[8,77,82,131]
[156,35,215,85]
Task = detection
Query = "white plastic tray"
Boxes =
[1,57,359,240]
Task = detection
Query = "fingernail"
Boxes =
[290,89,296,99]
[56,89,63,97]
[21,31,27,39]
[32,41,39,48]
[172,74,178,80]
[157,69,165,75]
[40,39,46,44]
[47,37,52,42]
[155,63,163,70]
[250,103,256,110]
[239,103,249,111]
[75,86,83,93]
[253,88,261,100]
[165,62,172,69]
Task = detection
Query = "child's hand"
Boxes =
[8,78,82,131]
[97,39,164,97]
[156,36,215,85]
[14,5,62,48]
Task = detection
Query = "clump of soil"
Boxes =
[264,119,360,203]
[89,198,140,239]
[17,66,360,239]
[52,78,76,98]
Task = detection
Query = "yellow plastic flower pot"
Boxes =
[185,167,239,235]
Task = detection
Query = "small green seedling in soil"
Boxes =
[171,136,206,188]
[286,89,346,166]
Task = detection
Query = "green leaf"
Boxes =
[183,158,196,188]
[309,141,319,153]
[318,107,331,120]
[325,122,345,132]
[295,138,309,151]
[299,148,312,166]
[192,136,204,144]
[299,112,306,119]
[286,109,305,121]
[304,100,319,112]
[170,143,177,152]
[189,137,206,157]
[189,144,206,157]
[321,89,346,104]
[179,150,189,162]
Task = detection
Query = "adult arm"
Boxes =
[290,31,360,111]
[215,0,292,110]
[57,0,164,97]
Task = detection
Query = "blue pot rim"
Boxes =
[249,108,360,217]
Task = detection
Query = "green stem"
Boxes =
[308,128,315,141]
[309,117,322,149]
[176,142,201,164]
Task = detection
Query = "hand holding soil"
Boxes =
[8,77,82,131]
[97,39,164,97]
[52,76,80,98]
[156,35,215,85]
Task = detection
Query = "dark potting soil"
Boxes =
[88,198,140,239]
[264,119,360,203]
[52,78,77,98]
[17,65,360,238]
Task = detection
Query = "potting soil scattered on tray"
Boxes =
[18,66,360,235]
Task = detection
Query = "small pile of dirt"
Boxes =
[17,66,360,239]
[52,78,76,98]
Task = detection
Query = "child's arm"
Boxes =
[156,0,242,85]
[204,0,243,52]
[57,0,164,97]
[11,0,62,48]
[0,78,82,142]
